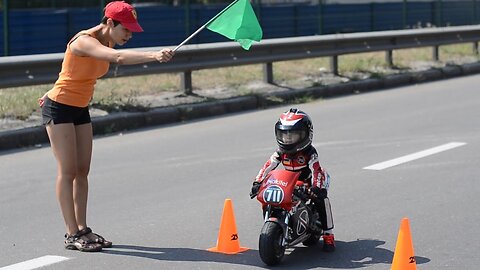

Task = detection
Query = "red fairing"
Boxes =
[257,170,302,211]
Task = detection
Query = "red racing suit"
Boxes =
[255,145,334,230]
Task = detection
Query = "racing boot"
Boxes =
[322,233,335,252]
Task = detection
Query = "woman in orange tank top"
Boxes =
[39,1,174,252]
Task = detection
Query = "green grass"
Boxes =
[0,85,50,120]
[0,44,478,120]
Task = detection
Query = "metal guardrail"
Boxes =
[1,25,480,93]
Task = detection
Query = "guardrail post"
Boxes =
[386,50,394,68]
[180,71,193,95]
[473,42,479,55]
[263,62,274,84]
[330,55,339,75]
[433,45,440,61]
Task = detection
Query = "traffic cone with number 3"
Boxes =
[207,198,249,254]
[391,217,417,270]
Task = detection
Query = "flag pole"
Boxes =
[173,0,241,52]
[173,24,207,52]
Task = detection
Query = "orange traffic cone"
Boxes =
[391,217,417,270]
[207,199,249,254]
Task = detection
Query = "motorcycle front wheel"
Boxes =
[259,222,286,266]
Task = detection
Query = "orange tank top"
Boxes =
[47,30,110,107]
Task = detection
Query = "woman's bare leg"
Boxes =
[46,123,79,235]
[73,123,93,230]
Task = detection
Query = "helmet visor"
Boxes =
[276,129,306,145]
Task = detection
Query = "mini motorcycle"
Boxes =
[253,170,323,266]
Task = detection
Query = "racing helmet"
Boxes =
[275,108,313,153]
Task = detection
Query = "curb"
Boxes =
[1,62,480,152]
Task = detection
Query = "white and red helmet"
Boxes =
[275,108,313,153]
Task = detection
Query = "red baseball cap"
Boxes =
[104,1,143,32]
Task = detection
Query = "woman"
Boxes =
[39,1,174,252]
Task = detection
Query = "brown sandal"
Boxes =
[64,231,102,252]
[78,227,113,248]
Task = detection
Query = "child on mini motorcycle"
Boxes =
[250,108,335,252]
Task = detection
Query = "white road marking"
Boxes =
[0,256,69,270]
[363,142,467,170]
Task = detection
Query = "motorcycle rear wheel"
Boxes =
[259,222,286,266]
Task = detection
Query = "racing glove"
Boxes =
[249,181,262,199]
[310,186,327,199]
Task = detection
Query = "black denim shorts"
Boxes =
[41,97,91,125]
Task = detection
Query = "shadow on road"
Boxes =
[103,238,430,269]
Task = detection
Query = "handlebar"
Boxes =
[293,186,309,201]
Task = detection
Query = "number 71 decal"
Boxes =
[263,185,284,204]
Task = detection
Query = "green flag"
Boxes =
[206,0,263,50]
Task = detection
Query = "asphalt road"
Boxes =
[1,74,479,270]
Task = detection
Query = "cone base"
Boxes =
[207,246,249,254]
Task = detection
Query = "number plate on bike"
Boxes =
[263,185,285,204]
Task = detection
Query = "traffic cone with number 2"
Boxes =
[207,199,249,254]
[391,217,417,270]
